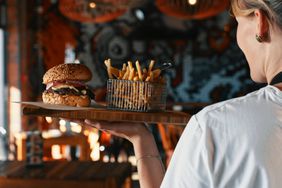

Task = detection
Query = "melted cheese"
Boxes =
[51,85,79,92]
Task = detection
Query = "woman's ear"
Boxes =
[254,9,269,41]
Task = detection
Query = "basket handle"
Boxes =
[158,62,174,71]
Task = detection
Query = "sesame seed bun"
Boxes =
[42,91,91,107]
[43,63,92,84]
[42,63,94,107]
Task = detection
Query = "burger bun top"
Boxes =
[43,63,92,84]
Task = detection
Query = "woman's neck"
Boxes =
[264,30,282,84]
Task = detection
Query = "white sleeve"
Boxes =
[161,115,213,188]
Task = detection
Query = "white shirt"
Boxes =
[161,85,282,188]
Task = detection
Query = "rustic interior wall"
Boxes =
[27,1,264,104]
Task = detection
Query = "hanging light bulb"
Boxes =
[60,0,145,23]
[156,0,229,19]
[188,0,197,5]
[89,2,96,9]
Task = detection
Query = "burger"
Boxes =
[42,63,95,107]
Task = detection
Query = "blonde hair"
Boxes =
[231,0,282,29]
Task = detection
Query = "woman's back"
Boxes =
[161,85,282,188]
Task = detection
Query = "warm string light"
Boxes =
[70,122,82,133]
[88,131,100,161]
[59,120,67,132]
[44,113,100,161]
[51,145,63,159]
[188,0,197,5]
[42,129,62,139]
[89,2,96,9]
[45,117,52,124]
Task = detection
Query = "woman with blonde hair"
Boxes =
[85,0,282,187]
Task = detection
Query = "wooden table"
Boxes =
[15,133,91,161]
[0,161,132,188]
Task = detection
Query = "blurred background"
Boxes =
[0,0,266,187]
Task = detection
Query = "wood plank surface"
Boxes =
[22,104,190,126]
[0,161,132,188]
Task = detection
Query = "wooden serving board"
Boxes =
[21,102,190,126]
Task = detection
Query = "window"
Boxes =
[0,28,7,160]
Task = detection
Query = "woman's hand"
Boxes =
[84,120,165,187]
[84,120,152,145]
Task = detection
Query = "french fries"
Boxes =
[105,59,166,111]
[104,58,164,83]
[148,60,155,76]
[104,59,113,79]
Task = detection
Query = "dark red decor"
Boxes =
[59,0,127,23]
[156,0,229,19]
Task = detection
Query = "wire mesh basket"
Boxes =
[106,79,167,112]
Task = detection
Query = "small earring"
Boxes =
[256,34,263,43]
